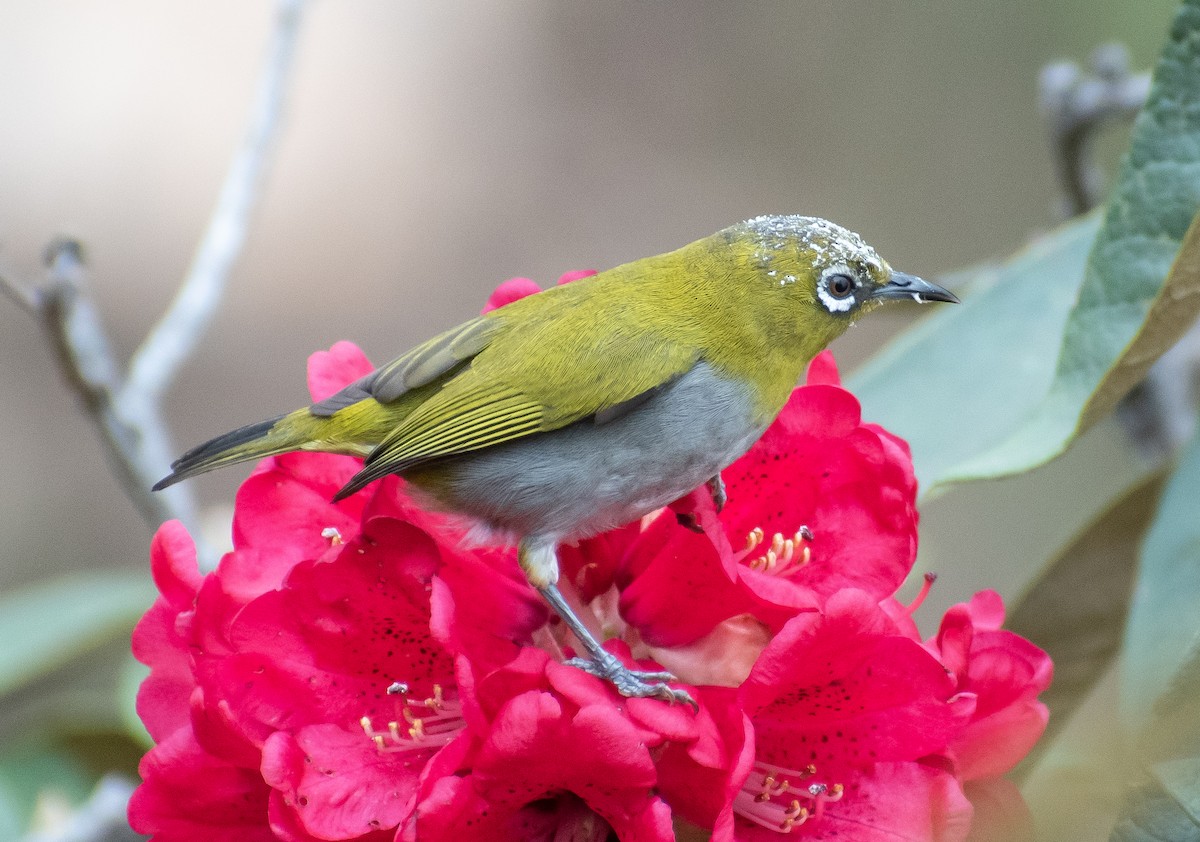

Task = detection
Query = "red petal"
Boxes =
[805,350,841,386]
[132,600,195,742]
[306,340,375,402]
[721,384,918,607]
[148,521,202,608]
[617,511,762,647]
[743,590,970,776]
[557,269,598,285]
[129,729,275,842]
[482,277,542,313]
[261,727,418,839]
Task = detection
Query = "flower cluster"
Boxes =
[130,276,1051,841]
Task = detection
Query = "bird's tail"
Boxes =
[153,408,328,491]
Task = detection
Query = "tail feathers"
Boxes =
[153,412,301,491]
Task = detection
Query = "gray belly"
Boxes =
[405,362,769,543]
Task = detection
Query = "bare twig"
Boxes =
[37,240,178,530]
[3,0,308,571]
[1040,43,1151,217]
[0,267,38,313]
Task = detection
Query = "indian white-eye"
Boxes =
[155,215,957,707]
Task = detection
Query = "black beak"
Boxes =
[871,271,959,304]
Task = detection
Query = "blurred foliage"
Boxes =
[5,0,1200,840]
[1111,757,1200,841]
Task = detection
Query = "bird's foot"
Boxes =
[565,652,697,710]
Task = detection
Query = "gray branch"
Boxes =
[2,0,308,570]
[1040,43,1151,217]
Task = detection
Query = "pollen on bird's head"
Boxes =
[743,215,884,276]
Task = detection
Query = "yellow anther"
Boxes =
[359,716,372,733]
[419,684,445,709]
[779,804,809,831]
[408,718,426,741]
[745,527,765,551]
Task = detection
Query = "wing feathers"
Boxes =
[311,318,498,416]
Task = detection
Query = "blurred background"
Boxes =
[0,0,1181,832]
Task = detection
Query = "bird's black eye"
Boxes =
[827,273,855,299]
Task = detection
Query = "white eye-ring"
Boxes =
[817,267,858,313]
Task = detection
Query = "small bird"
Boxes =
[155,215,956,706]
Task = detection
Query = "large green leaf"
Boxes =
[1007,472,1163,773]
[0,742,92,837]
[943,0,1200,483]
[849,215,1098,492]
[1111,758,1200,842]
[0,571,154,697]
[1122,425,1200,740]
[853,0,1200,492]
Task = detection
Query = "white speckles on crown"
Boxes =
[743,215,884,274]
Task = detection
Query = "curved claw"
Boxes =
[565,655,698,711]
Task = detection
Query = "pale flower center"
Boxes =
[733,760,844,833]
[741,526,813,576]
[360,682,464,755]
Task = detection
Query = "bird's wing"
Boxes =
[334,316,702,497]
[310,317,501,416]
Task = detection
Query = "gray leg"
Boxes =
[521,543,696,709]
[707,473,727,512]
[675,473,727,533]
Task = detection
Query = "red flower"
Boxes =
[132,275,1050,842]
[932,591,1052,781]
[708,589,976,841]
[613,352,918,653]
[408,648,688,842]
[130,341,542,841]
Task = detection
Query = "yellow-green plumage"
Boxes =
[156,215,956,705]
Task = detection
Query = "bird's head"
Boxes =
[737,214,957,346]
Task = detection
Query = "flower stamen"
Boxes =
[904,572,938,617]
[734,760,843,832]
[744,527,765,552]
[320,526,343,545]
[744,527,813,576]
[361,682,464,755]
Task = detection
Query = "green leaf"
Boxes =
[1007,472,1164,774]
[0,571,154,697]
[943,0,1200,484]
[120,654,152,748]
[0,742,92,836]
[1122,426,1200,740]
[1111,759,1200,842]
[1023,663,1130,841]
[0,782,21,842]
[1154,757,1200,826]
[849,215,1099,493]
